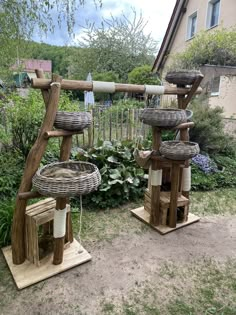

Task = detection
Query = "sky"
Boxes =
[35,0,176,47]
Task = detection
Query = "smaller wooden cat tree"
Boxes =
[2,69,203,289]
[131,71,204,234]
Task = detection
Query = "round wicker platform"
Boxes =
[139,108,187,127]
[32,161,101,197]
[165,70,202,85]
[54,111,92,131]
[159,141,199,160]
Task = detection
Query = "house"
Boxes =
[153,0,236,118]
[12,59,52,88]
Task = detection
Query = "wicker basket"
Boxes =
[32,161,101,197]
[165,70,202,85]
[159,141,200,160]
[54,111,92,131]
[139,108,187,127]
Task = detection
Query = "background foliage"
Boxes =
[169,28,236,70]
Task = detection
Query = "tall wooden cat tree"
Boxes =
[2,70,203,289]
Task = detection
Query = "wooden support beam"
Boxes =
[59,136,74,245]
[173,122,194,130]
[18,191,42,200]
[35,69,50,108]
[53,198,67,265]
[150,127,162,226]
[169,163,180,228]
[182,74,204,109]
[32,78,202,95]
[44,130,83,139]
[11,75,62,265]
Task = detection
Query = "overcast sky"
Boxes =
[35,0,176,46]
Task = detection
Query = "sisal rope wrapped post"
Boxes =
[53,198,67,265]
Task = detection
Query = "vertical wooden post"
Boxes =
[150,127,162,226]
[11,75,62,264]
[59,136,73,244]
[169,162,180,228]
[87,110,93,147]
[116,109,119,140]
[126,109,129,140]
[53,198,67,265]
[109,111,112,141]
[129,109,135,141]
[120,110,123,140]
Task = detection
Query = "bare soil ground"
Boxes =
[1,191,236,315]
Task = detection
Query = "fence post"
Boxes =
[87,109,93,147]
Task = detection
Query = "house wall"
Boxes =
[209,75,236,118]
[164,0,236,70]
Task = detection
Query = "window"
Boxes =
[207,0,220,29]
[187,12,197,40]
[210,77,220,96]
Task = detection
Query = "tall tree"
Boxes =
[70,11,158,81]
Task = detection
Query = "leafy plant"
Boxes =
[0,149,24,199]
[128,65,161,85]
[191,154,236,191]
[169,28,236,70]
[189,95,236,156]
[0,199,14,247]
[73,140,147,209]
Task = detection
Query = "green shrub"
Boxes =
[0,149,24,199]
[189,96,236,156]
[73,140,147,209]
[169,28,236,70]
[191,155,236,191]
[0,199,14,247]
[2,89,79,159]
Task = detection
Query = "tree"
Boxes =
[128,65,161,85]
[70,11,158,81]
[169,28,236,70]
[0,0,101,79]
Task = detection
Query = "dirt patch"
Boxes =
[1,215,236,315]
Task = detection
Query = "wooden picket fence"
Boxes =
[81,106,150,147]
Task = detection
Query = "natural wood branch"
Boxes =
[18,191,42,200]
[32,78,202,95]
[44,130,83,139]
[182,74,204,109]
[35,69,50,108]
[173,122,194,130]
[11,74,62,265]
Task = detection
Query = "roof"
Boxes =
[152,0,188,73]
[12,59,52,73]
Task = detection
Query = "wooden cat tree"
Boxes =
[2,70,203,289]
[131,71,204,233]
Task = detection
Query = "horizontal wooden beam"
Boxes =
[173,122,194,130]
[18,191,42,200]
[31,78,202,95]
[44,130,84,139]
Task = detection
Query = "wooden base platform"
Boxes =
[130,207,199,235]
[2,239,91,289]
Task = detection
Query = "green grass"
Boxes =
[190,189,236,216]
[71,200,148,244]
[100,259,236,315]
[70,188,236,246]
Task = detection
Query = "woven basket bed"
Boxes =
[165,70,202,86]
[139,108,187,127]
[32,161,101,197]
[159,141,199,160]
[54,111,92,131]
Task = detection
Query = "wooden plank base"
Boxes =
[2,239,91,289]
[130,207,200,235]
